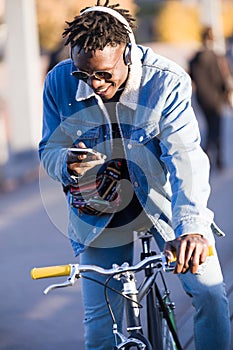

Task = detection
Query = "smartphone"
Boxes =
[67,147,106,164]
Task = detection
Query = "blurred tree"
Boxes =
[155,1,200,43]
[222,1,233,38]
[154,0,233,44]
[134,1,161,43]
[36,0,137,51]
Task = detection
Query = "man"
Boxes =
[39,2,231,349]
[189,26,231,170]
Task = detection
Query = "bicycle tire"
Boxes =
[161,317,177,350]
[146,286,163,349]
[146,281,182,350]
[154,284,182,350]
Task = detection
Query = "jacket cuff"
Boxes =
[174,219,212,239]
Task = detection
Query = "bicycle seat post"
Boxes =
[138,232,154,257]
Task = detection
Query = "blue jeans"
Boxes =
[80,229,231,350]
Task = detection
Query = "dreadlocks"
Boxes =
[63,0,136,52]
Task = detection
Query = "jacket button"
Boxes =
[139,136,144,142]
[127,144,132,150]
[134,181,139,187]
[77,130,82,136]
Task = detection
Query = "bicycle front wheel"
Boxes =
[146,283,182,350]
[161,317,178,350]
[155,285,182,350]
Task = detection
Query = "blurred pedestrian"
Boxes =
[189,26,232,170]
[226,35,233,76]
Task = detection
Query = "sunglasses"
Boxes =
[72,70,113,82]
[71,50,123,82]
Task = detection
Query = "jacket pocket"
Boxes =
[125,122,166,181]
[128,121,160,145]
[60,115,101,148]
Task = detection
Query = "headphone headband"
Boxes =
[80,6,136,44]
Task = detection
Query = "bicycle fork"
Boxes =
[113,269,150,349]
[123,273,142,332]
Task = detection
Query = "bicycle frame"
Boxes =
[111,232,183,350]
[31,232,214,349]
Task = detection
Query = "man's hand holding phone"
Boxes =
[67,142,106,176]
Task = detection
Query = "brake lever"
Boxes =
[43,264,79,295]
[161,252,176,272]
[43,280,74,294]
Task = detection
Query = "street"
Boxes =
[0,112,233,350]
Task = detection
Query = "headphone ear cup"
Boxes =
[123,44,132,65]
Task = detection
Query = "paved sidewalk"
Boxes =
[0,149,40,193]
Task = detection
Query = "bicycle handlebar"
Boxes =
[31,253,164,280]
[31,246,214,280]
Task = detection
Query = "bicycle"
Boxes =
[31,231,213,350]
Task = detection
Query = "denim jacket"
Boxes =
[39,45,223,256]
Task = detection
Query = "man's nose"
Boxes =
[88,77,105,89]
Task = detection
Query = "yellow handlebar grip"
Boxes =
[169,246,214,263]
[31,265,71,280]
[207,245,214,257]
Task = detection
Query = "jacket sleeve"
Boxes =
[39,73,77,186]
[158,72,214,239]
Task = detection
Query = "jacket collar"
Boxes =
[74,45,143,111]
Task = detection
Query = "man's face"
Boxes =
[72,44,129,101]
